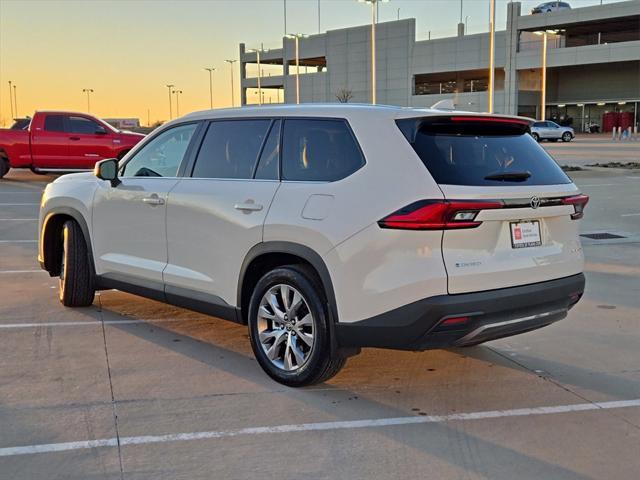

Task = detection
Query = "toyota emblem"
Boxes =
[530,196,541,209]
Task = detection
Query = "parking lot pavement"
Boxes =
[0,161,639,480]
[542,136,639,167]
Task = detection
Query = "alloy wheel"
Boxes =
[257,284,315,371]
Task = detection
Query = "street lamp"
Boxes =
[248,49,263,106]
[165,84,174,119]
[82,88,94,113]
[286,34,307,104]
[7,81,14,119]
[225,59,237,107]
[358,0,388,105]
[204,67,216,109]
[13,85,18,118]
[488,0,496,113]
[172,89,183,117]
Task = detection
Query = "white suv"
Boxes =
[39,105,588,386]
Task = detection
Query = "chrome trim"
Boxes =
[454,308,566,345]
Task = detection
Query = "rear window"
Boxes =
[44,115,65,132]
[396,117,571,186]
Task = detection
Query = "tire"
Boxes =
[0,158,9,179]
[59,220,95,307]
[247,265,346,387]
[531,133,540,142]
[562,132,573,142]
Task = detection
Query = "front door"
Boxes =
[165,119,280,306]
[66,115,118,168]
[92,122,200,287]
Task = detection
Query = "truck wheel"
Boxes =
[248,265,346,387]
[0,158,9,179]
[59,220,95,307]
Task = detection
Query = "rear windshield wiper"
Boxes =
[484,171,531,182]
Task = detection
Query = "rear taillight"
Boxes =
[561,194,589,220]
[378,200,503,230]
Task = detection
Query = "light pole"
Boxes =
[204,67,216,109]
[82,88,94,113]
[172,89,183,117]
[249,49,263,106]
[359,0,388,105]
[165,84,174,119]
[13,85,18,118]
[287,34,306,104]
[488,0,496,113]
[225,59,237,107]
[8,81,14,120]
[318,0,321,33]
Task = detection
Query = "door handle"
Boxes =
[142,194,165,206]
[234,201,263,212]
[69,136,81,141]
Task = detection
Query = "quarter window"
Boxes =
[121,123,198,178]
[192,120,271,179]
[281,119,365,182]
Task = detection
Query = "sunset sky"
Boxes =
[0,0,613,126]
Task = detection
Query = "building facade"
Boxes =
[239,0,639,132]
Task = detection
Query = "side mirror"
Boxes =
[94,158,120,187]
[95,126,107,135]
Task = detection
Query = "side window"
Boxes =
[121,123,198,178]
[191,119,271,179]
[254,120,281,180]
[68,116,101,135]
[281,119,365,182]
[533,122,544,128]
[44,115,65,132]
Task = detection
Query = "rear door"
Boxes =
[164,118,280,306]
[30,114,70,168]
[397,116,586,294]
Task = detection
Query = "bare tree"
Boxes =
[335,88,354,103]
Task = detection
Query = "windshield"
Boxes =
[396,117,571,186]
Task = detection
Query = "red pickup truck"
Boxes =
[0,111,145,179]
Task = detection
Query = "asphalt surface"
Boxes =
[0,140,639,480]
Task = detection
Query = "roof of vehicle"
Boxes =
[179,103,533,125]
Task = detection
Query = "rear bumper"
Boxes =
[335,273,585,350]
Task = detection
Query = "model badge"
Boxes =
[530,196,541,209]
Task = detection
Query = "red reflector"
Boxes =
[441,316,470,326]
[561,194,589,220]
[378,200,503,230]
[450,116,531,126]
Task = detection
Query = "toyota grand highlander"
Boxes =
[38,105,588,386]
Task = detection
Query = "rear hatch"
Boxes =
[396,115,587,294]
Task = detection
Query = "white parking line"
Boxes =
[0,318,193,329]
[579,184,618,187]
[0,218,38,221]
[0,269,44,274]
[0,240,37,244]
[0,203,39,206]
[621,213,640,217]
[0,398,638,457]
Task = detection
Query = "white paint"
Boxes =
[0,318,194,329]
[0,399,638,458]
[0,218,38,221]
[0,240,37,244]
[0,203,39,206]
[0,269,44,274]
[621,213,640,217]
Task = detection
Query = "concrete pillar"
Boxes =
[239,43,247,106]
[503,2,521,115]
[457,22,465,37]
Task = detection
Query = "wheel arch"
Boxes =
[237,242,338,327]
[40,207,95,277]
